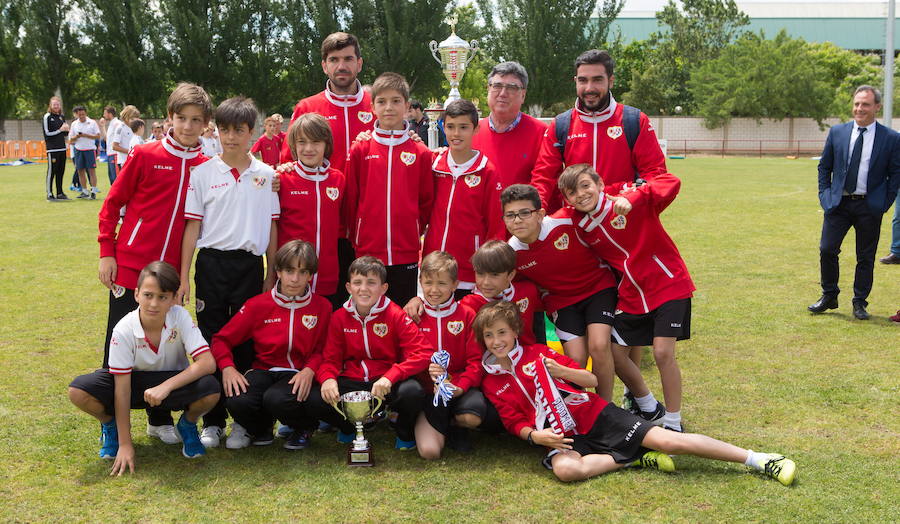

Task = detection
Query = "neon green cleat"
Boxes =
[762,454,796,486]
[633,451,676,473]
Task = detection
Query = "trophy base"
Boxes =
[347,445,374,467]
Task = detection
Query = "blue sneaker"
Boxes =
[284,430,312,450]
[175,415,206,458]
[98,419,118,460]
[395,437,416,451]
[337,430,355,444]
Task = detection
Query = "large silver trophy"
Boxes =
[332,390,382,466]
[427,15,479,149]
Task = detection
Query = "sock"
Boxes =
[635,392,657,412]
[622,385,631,397]
[744,450,768,471]
[662,411,681,430]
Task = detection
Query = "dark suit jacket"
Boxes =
[818,121,900,215]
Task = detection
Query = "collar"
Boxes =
[372,121,412,146]
[853,121,876,134]
[431,150,487,176]
[421,296,458,318]
[130,307,170,339]
[212,154,259,177]
[343,295,391,322]
[574,95,617,124]
[488,112,522,133]
[293,158,332,181]
[588,194,614,223]
[271,282,313,310]
[473,282,515,303]
[324,80,365,107]
[507,216,558,251]
[481,343,524,375]
[162,130,203,159]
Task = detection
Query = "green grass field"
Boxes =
[0,158,897,522]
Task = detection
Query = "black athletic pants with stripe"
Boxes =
[46,151,66,196]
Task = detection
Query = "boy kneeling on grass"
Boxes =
[476,301,797,485]
[69,261,219,475]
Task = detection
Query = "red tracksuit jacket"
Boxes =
[416,298,483,393]
[459,280,544,346]
[276,160,345,296]
[481,344,607,437]
[251,134,283,167]
[563,174,695,314]
[531,98,671,212]
[279,82,374,170]
[345,124,434,266]
[210,286,332,372]
[472,113,547,190]
[98,132,207,290]
[316,296,432,384]
[423,151,504,283]
[508,215,617,313]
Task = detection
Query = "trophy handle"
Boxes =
[465,40,479,67]
[429,40,442,65]
[369,396,383,419]
[331,401,347,420]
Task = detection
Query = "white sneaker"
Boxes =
[226,423,251,449]
[147,424,181,444]
[200,425,224,448]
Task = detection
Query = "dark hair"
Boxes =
[275,240,318,274]
[348,255,387,284]
[471,240,517,274]
[420,251,458,281]
[488,61,529,89]
[103,105,117,117]
[215,96,258,131]
[854,85,882,104]
[137,261,181,294]
[288,113,334,161]
[574,49,615,77]
[473,301,522,345]
[372,72,410,102]
[409,99,424,111]
[321,32,360,60]
[500,184,541,210]
[444,99,479,126]
[73,105,86,113]
[558,163,600,195]
[167,82,214,121]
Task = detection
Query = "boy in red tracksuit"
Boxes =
[344,72,434,306]
[412,252,485,459]
[210,241,332,450]
[558,164,694,432]
[277,113,346,309]
[476,301,798,486]
[311,256,432,450]
[97,83,213,439]
[251,116,283,167]
[501,184,618,401]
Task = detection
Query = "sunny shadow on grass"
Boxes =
[0,158,897,522]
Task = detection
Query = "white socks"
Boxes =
[662,410,681,430]
[634,393,658,412]
[744,450,768,471]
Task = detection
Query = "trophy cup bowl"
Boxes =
[332,390,383,466]
[430,27,479,108]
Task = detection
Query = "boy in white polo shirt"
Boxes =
[178,96,280,448]
[68,105,102,199]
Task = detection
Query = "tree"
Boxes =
[0,0,23,138]
[688,31,833,127]
[476,0,625,114]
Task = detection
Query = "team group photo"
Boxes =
[2,0,898,521]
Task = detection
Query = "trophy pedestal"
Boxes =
[347,443,374,467]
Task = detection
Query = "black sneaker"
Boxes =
[283,430,312,450]
[77,192,90,199]
[636,401,666,425]
[252,432,275,446]
[55,193,70,200]
[46,194,56,202]
[663,422,684,433]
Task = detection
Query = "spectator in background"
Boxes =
[271,113,286,143]
[200,122,222,157]
[42,96,70,201]
[103,106,120,184]
[251,115,283,167]
[129,118,146,150]
[147,121,165,142]
[407,99,429,142]
[68,105,102,199]
[111,105,140,176]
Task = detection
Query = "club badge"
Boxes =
[447,321,464,335]
[325,187,339,201]
[522,361,537,377]
[554,233,569,250]
[252,175,267,188]
[358,111,373,124]
[302,315,318,329]
[607,126,623,139]
[112,284,126,298]
[464,174,481,188]
[400,151,416,166]
[611,215,627,229]
[516,298,529,313]
[167,328,179,343]
[373,323,388,337]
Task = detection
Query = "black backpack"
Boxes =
[552,104,643,183]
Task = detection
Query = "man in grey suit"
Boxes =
[810,85,900,319]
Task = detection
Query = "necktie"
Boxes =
[844,127,866,194]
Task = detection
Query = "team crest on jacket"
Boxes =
[373,323,388,337]
[522,361,537,377]
[252,175,267,188]
[302,315,318,329]
[167,328,179,343]
[554,233,569,250]
[400,152,416,166]
[358,111,373,124]
[447,321,464,335]
[516,298,529,313]
[464,174,481,188]
[607,126,623,139]
[326,187,339,201]
[611,215,627,229]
